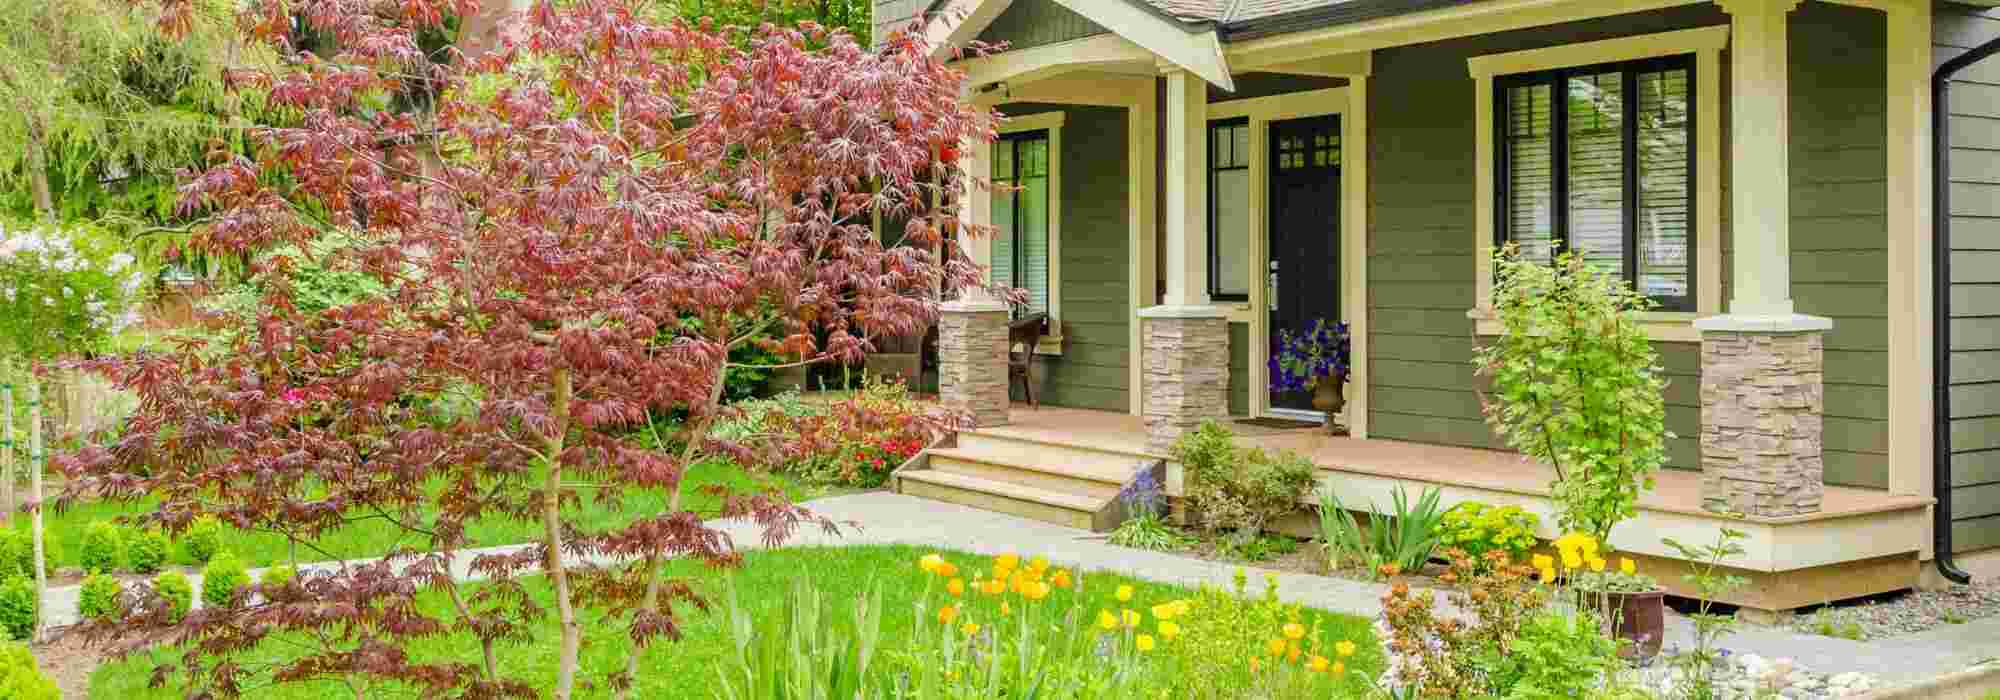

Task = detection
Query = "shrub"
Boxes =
[78,570,122,620]
[0,575,35,641]
[0,530,33,578]
[1438,502,1541,566]
[757,378,962,488]
[1107,471,1194,552]
[1490,611,1619,699]
[0,641,59,700]
[1176,421,1318,537]
[259,563,298,589]
[1476,248,1668,543]
[183,515,223,564]
[126,528,169,574]
[200,551,250,608]
[153,570,192,623]
[1319,485,1446,577]
[1377,551,1554,698]
[79,521,124,573]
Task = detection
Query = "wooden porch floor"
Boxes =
[992,406,1929,524]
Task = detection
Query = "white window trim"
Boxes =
[980,110,1066,354]
[1467,26,1728,343]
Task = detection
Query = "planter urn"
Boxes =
[1311,373,1347,435]
[1601,589,1666,659]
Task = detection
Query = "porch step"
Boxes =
[894,430,1165,532]
[895,470,1103,531]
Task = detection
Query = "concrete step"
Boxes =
[926,449,1128,500]
[895,469,1104,531]
[954,431,1163,479]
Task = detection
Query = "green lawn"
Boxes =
[19,459,809,570]
[87,544,1383,699]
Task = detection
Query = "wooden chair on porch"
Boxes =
[1008,312,1050,408]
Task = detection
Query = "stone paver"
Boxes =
[39,491,2000,689]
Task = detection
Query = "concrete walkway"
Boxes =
[40,491,2000,688]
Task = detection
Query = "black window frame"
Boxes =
[993,129,1051,316]
[1208,117,1253,302]
[1493,53,1697,312]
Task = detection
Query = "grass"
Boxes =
[87,544,1383,699]
[14,459,810,570]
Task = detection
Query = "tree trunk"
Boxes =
[24,118,54,222]
[541,368,580,700]
[1,384,14,526]
[29,383,46,642]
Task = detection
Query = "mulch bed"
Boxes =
[31,629,111,698]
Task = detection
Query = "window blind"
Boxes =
[1636,67,1691,299]
[992,132,1050,316]
[1566,71,1626,277]
[1504,83,1555,264]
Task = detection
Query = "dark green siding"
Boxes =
[1230,322,1251,416]
[1003,104,1131,412]
[1365,6,1732,470]
[1790,2,1890,489]
[975,0,1106,51]
[1937,3,2000,552]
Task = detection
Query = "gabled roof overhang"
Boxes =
[917,0,1236,91]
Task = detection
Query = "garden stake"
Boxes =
[1,382,12,526]
[28,381,45,643]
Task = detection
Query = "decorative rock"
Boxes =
[1699,329,1826,517]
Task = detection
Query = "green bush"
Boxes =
[153,570,192,623]
[1438,502,1541,565]
[0,530,33,578]
[1174,421,1318,536]
[0,575,35,641]
[0,641,59,700]
[200,551,250,608]
[1485,612,1619,700]
[183,515,224,564]
[127,528,169,574]
[79,521,124,573]
[259,563,297,589]
[78,570,122,620]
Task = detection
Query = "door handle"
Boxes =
[1267,260,1279,312]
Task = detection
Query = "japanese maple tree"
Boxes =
[58,1,993,697]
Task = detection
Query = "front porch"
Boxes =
[971,406,1931,613]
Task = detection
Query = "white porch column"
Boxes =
[1141,69,1228,453]
[1696,0,1832,518]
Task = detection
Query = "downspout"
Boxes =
[1930,34,2000,584]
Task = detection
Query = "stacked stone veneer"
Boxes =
[938,300,1011,428]
[1140,310,1230,454]
[1699,330,1826,518]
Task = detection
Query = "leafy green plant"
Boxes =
[1492,611,1620,700]
[715,577,883,700]
[1317,485,1445,577]
[200,550,250,608]
[0,575,35,640]
[79,520,123,573]
[1215,534,1299,563]
[0,640,59,700]
[0,530,31,578]
[183,514,223,564]
[1662,528,1750,700]
[259,563,298,589]
[1475,247,1669,543]
[1175,421,1318,539]
[78,570,122,620]
[152,570,192,624]
[126,528,169,574]
[1108,471,1194,552]
[1438,502,1541,565]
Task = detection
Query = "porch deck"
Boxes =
[986,406,1933,611]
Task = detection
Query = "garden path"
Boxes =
[37,491,2000,689]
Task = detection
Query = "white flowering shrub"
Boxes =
[0,224,145,361]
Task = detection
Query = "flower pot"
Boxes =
[1600,589,1666,659]
[1311,374,1346,435]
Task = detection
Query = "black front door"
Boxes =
[1267,116,1342,412]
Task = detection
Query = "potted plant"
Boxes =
[1269,319,1350,435]
[1555,533,1664,659]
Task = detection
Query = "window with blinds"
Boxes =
[993,131,1051,316]
[1209,119,1253,301]
[1496,55,1693,310]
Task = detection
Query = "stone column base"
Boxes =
[1695,314,1832,518]
[938,299,1011,428]
[1140,306,1230,454]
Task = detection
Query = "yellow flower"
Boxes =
[995,553,1020,573]
[1531,553,1555,570]
[1335,640,1357,658]
[1001,602,1012,616]
[1097,610,1118,630]
[961,622,980,636]
[1282,622,1305,640]
[1286,643,1301,663]
[1588,556,1607,573]
[1266,638,1287,657]
[1121,609,1141,629]
[1250,657,1261,673]
[947,578,965,597]
[1116,584,1134,602]
[1539,566,1557,584]
[1022,581,1050,601]
[1151,602,1178,620]
[1561,550,1584,570]
[982,579,1006,596]
[938,604,959,624]
[1331,661,1346,675]
[937,561,958,578]
[920,554,946,575]
[1310,655,1330,672]
[1029,556,1050,574]
[1136,634,1156,652]
[1051,569,1073,589]
[1579,536,1600,557]
[1159,620,1182,641]
[1620,558,1637,575]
